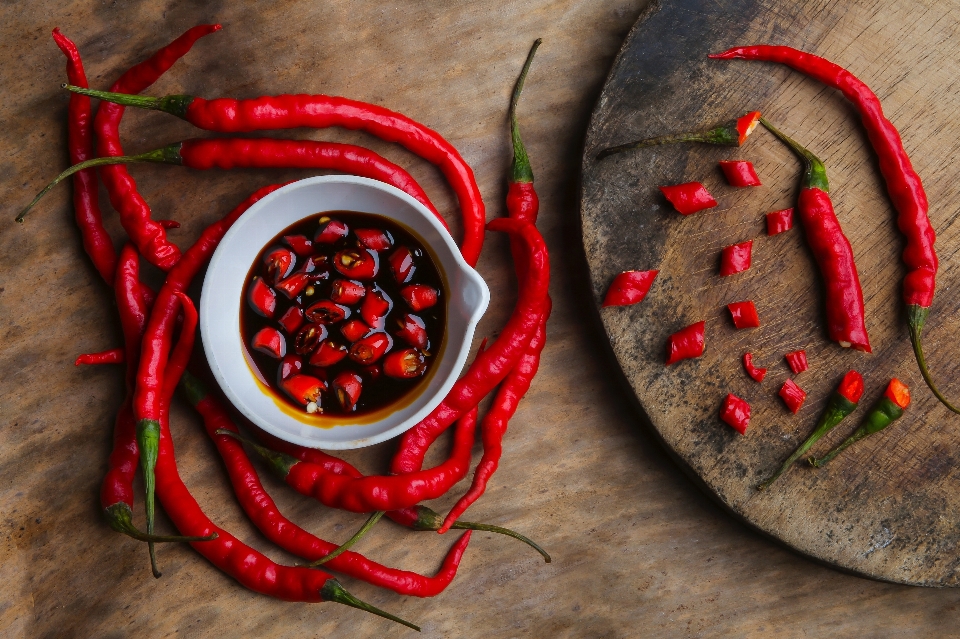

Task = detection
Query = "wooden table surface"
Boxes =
[3,1,960,637]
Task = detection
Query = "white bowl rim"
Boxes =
[200,175,489,450]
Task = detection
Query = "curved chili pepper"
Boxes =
[75,347,125,366]
[761,118,871,352]
[178,371,471,597]
[719,240,752,276]
[22,138,443,225]
[597,110,761,159]
[710,47,947,405]
[719,160,761,187]
[766,207,794,235]
[659,182,717,215]
[779,379,807,414]
[665,321,705,365]
[742,352,767,383]
[602,270,658,307]
[759,370,863,490]
[720,393,751,435]
[809,379,910,467]
[49,29,116,285]
[93,25,221,270]
[64,81,484,265]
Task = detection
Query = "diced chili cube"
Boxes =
[284,234,314,257]
[348,332,393,365]
[330,279,366,305]
[294,323,328,355]
[334,248,379,280]
[665,320,705,365]
[332,371,363,412]
[720,240,752,276]
[278,355,304,382]
[277,306,304,334]
[384,349,428,379]
[263,247,296,284]
[395,313,428,350]
[779,379,806,414]
[389,246,417,284]
[360,285,392,330]
[251,327,286,359]
[281,374,326,407]
[602,270,659,307]
[400,284,438,311]
[355,228,394,252]
[659,182,717,215]
[274,272,310,299]
[304,300,349,324]
[785,350,808,374]
[719,160,761,187]
[727,301,760,329]
[247,276,277,318]
[314,217,349,244]
[308,340,349,367]
[719,393,751,435]
[766,208,794,235]
[341,319,370,343]
[742,352,767,383]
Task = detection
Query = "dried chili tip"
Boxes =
[719,160,761,187]
[355,228,394,252]
[333,371,363,411]
[309,339,349,367]
[720,393,751,435]
[665,320,705,365]
[742,352,767,382]
[779,379,806,414]
[837,369,865,404]
[719,240,752,276]
[252,327,286,359]
[384,348,428,379]
[784,350,808,374]
[330,279,366,305]
[885,378,911,409]
[277,306,304,334]
[247,276,277,318]
[766,208,794,235]
[727,301,760,329]
[400,284,438,311]
[315,217,349,244]
[659,182,717,215]
[602,270,659,307]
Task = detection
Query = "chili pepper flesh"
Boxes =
[766,207,794,235]
[719,160,761,187]
[720,393,751,435]
[785,350,808,374]
[602,270,658,307]
[720,240,752,276]
[779,379,807,414]
[742,352,766,382]
[665,321,705,365]
[660,182,717,215]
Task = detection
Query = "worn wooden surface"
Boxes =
[3,1,960,637]
[582,0,960,587]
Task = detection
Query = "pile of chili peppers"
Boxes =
[30,27,552,631]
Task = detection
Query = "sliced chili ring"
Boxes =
[252,327,286,359]
[314,217,349,244]
[281,373,326,408]
[348,332,393,365]
[330,279,366,305]
[355,228,394,252]
[395,313,428,350]
[284,234,314,257]
[388,246,416,283]
[341,319,370,343]
[334,248,379,280]
[332,371,363,412]
[400,284,438,311]
[263,247,296,284]
[304,300,350,324]
[277,306,305,334]
[278,354,304,382]
[360,285,393,330]
[294,323,328,355]
[308,340,349,367]
[247,276,277,318]
[384,348,427,379]
[274,272,311,299]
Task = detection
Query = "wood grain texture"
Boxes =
[582,0,960,587]
[3,1,960,638]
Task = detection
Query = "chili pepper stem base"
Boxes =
[136,418,162,577]
[104,503,218,543]
[320,579,420,631]
[908,304,960,414]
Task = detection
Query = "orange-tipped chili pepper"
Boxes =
[759,370,863,490]
[719,160,761,187]
[597,111,760,159]
[760,118,871,352]
[809,379,910,467]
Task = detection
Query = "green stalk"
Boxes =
[907,304,960,413]
[135,418,162,577]
[104,503,217,543]
[304,511,386,567]
[321,579,420,631]
[214,429,298,478]
[509,39,541,183]
[597,112,759,160]
[758,117,829,191]
[810,397,905,467]
[63,84,195,118]
[408,505,550,563]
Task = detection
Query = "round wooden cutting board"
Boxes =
[580,0,960,586]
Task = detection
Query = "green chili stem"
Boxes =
[597,132,721,160]
[450,520,551,563]
[105,503,218,543]
[759,117,829,192]
[214,429,298,477]
[17,144,182,223]
[810,397,905,467]
[907,304,960,414]
[63,84,195,118]
[321,579,420,631]
[510,39,541,183]
[304,511,386,567]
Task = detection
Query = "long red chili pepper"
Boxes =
[153,411,417,630]
[133,184,283,572]
[87,25,221,271]
[23,138,443,226]
[760,118,871,352]
[178,371,471,597]
[710,46,952,408]
[65,79,484,266]
[48,29,117,285]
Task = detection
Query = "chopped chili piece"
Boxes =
[277,306,304,334]
[719,393,751,435]
[384,349,428,379]
[355,228,394,252]
[400,284,438,311]
[659,182,717,215]
[333,371,363,411]
[284,234,313,257]
[304,300,349,325]
[263,247,296,283]
[315,218,349,244]
[252,327,286,359]
[395,313,428,350]
[281,374,326,409]
[665,320,705,365]
[720,240,752,276]
[278,355,303,381]
[334,248,378,280]
[330,279,366,305]
[309,340,349,367]
[727,301,760,329]
[719,160,761,187]
[348,332,393,365]
[742,352,766,382]
[810,379,910,467]
[360,285,392,330]
[597,111,761,159]
[602,270,658,307]
[785,349,808,374]
[294,323,328,354]
[778,379,807,414]
[766,207,794,235]
[760,371,863,488]
[340,320,370,343]
[389,246,416,283]
[247,276,276,317]
[274,272,310,299]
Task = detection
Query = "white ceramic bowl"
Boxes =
[200,175,489,450]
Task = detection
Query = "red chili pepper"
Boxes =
[601,270,658,307]
[340,320,370,343]
[719,393,751,435]
[779,379,807,414]
[332,371,364,412]
[309,340,349,368]
[785,349,808,374]
[659,182,718,215]
[304,300,349,324]
[251,327,286,359]
[395,313,428,350]
[727,301,760,329]
[719,160,761,187]
[761,119,871,352]
[278,355,303,382]
[277,306,304,334]
[330,279,366,305]
[161,292,199,407]
[280,374,326,408]
[665,321,705,365]
[766,207,794,235]
[294,323,329,354]
[399,284,438,311]
[315,217,350,244]
[274,273,310,299]
[597,110,761,159]
[246,276,277,318]
[360,285,392,330]
[383,349,428,379]
[719,240,752,276]
[49,29,117,285]
[177,371,470,597]
[348,332,393,366]
[355,228,394,252]
[334,249,379,280]
[75,347,125,366]
[263,247,297,284]
[284,234,313,256]
[742,352,767,382]
[388,246,417,283]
